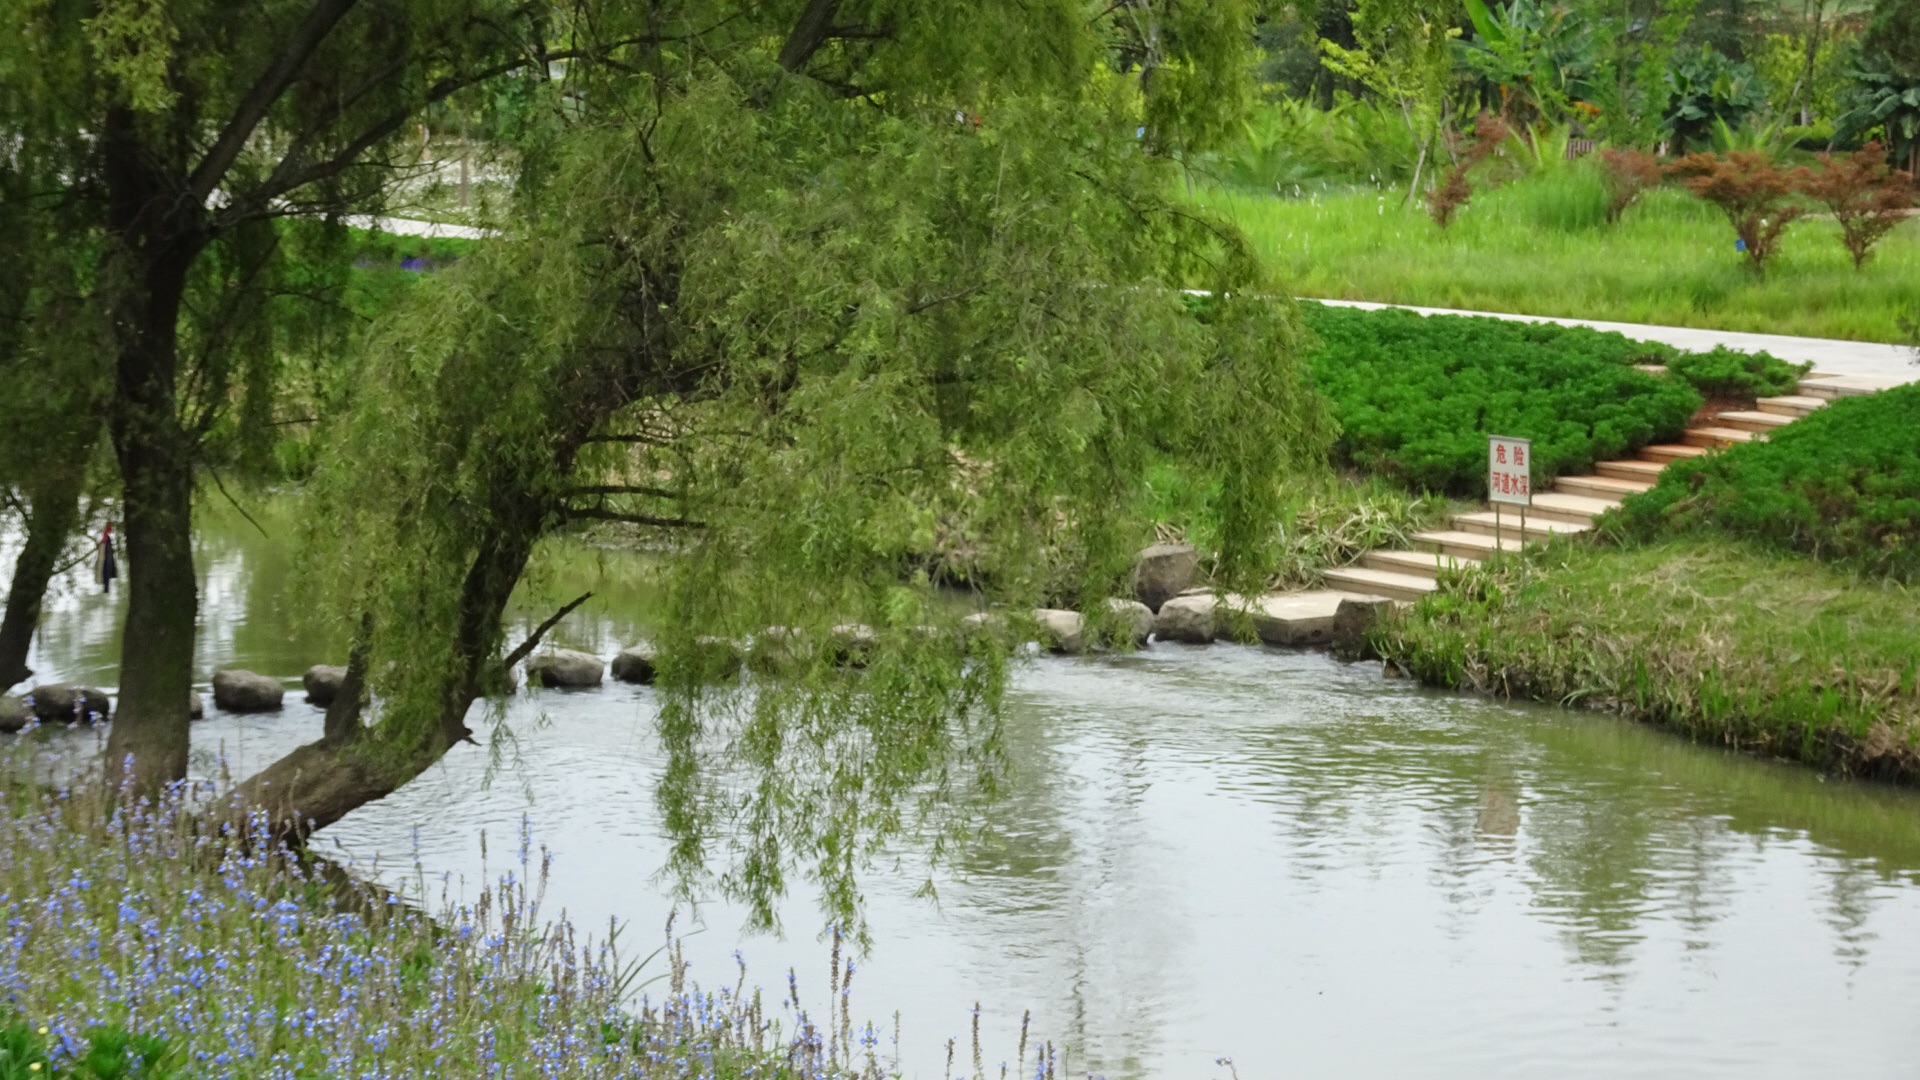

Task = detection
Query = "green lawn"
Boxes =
[1376,536,1920,780]
[1198,183,1920,343]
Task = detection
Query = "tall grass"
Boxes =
[0,763,998,1080]
[1376,537,1920,779]
[1199,182,1920,341]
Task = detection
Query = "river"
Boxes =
[13,505,1920,1077]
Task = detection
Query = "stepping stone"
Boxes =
[1552,475,1652,500]
[1412,530,1525,560]
[1240,590,1371,647]
[1450,511,1590,541]
[1640,444,1710,463]
[1322,566,1439,603]
[1595,459,1666,482]
[1527,491,1622,524]
[1799,375,1903,399]
[1361,549,1476,578]
[1684,426,1761,448]
[1755,395,1826,418]
[1714,409,1796,432]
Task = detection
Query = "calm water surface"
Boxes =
[13,509,1920,1078]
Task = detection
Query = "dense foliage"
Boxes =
[1662,345,1808,396]
[1298,304,1700,492]
[1609,381,1920,578]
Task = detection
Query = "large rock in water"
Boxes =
[1031,609,1085,654]
[527,649,605,688]
[29,684,112,724]
[610,644,657,684]
[212,670,285,713]
[1133,543,1198,613]
[304,664,348,707]
[1103,597,1154,647]
[1153,593,1217,644]
[0,696,30,733]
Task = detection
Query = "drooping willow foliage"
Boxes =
[294,1,1334,932]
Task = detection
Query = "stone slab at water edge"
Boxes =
[1133,542,1198,612]
[610,645,657,684]
[212,670,284,713]
[304,665,348,706]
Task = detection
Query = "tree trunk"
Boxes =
[0,464,87,692]
[101,252,201,792]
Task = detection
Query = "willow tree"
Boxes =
[0,0,587,786]
[230,0,1331,918]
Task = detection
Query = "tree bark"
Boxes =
[0,464,87,692]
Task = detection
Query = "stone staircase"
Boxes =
[1320,372,1901,603]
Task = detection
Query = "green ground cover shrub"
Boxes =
[1375,537,1920,779]
[1200,183,1920,341]
[1298,303,1701,492]
[1609,381,1920,578]
[1662,346,1809,397]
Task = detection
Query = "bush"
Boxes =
[1608,381,1920,578]
[1662,345,1810,397]
[1299,304,1702,493]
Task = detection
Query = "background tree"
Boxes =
[1798,142,1918,268]
[230,0,1331,926]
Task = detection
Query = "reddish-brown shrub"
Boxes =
[1426,113,1511,228]
[1598,148,1663,224]
[1666,151,1805,269]
[1797,142,1919,270]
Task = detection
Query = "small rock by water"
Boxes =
[1031,609,1086,654]
[1133,542,1198,613]
[0,696,29,733]
[188,691,204,720]
[1154,592,1217,644]
[304,664,348,706]
[29,684,112,724]
[213,670,285,713]
[1103,597,1154,646]
[611,644,657,684]
[527,649,606,688]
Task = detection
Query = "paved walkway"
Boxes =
[1309,298,1919,385]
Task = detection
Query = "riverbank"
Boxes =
[0,761,890,1080]
[1373,536,1920,781]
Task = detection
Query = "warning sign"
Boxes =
[1488,435,1532,506]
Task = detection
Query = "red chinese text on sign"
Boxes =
[1488,435,1531,507]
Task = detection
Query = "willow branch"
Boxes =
[501,591,594,670]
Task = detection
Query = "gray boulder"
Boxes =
[1103,597,1154,646]
[1133,542,1199,613]
[0,696,30,733]
[303,664,348,707]
[189,691,204,720]
[1153,593,1217,644]
[1031,609,1085,654]
[28,684,112,724]
[1332,597,1395,659]
[527,649,605,689]
[611,644,658,684]
[212,670,285,713]
[831,623,879,666]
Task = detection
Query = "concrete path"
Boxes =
[1309,298,1920,385]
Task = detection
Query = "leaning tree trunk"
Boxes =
[0,463,87,691]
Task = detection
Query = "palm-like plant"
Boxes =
[1661,46,1771,151]
[1459,0,1600,124]
[1836,55,1920,175]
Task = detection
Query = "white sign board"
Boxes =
[1488,435,1532,506]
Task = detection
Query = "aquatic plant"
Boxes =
[0,760,916,1080]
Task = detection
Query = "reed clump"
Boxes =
[1375,538,1920,781]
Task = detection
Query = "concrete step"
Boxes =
[1412,530,1525,561]
[1641,444,1711,463]
[1361,549,1476,577]
[1595,459,1666,482]
[1800,375,1903,400]
[1322,566,1440,603]
[1714,409,1796,433]
[1756,394,1827,418]
[1451,511,1591,541]
[1554,474,1653,500]
[1527,491,1621,524]
[1684,426,1761,448]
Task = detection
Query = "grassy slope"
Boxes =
[1375,537,1920,780]
[1199,185,1920,342]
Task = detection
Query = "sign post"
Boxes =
[1487,434,1532,556]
